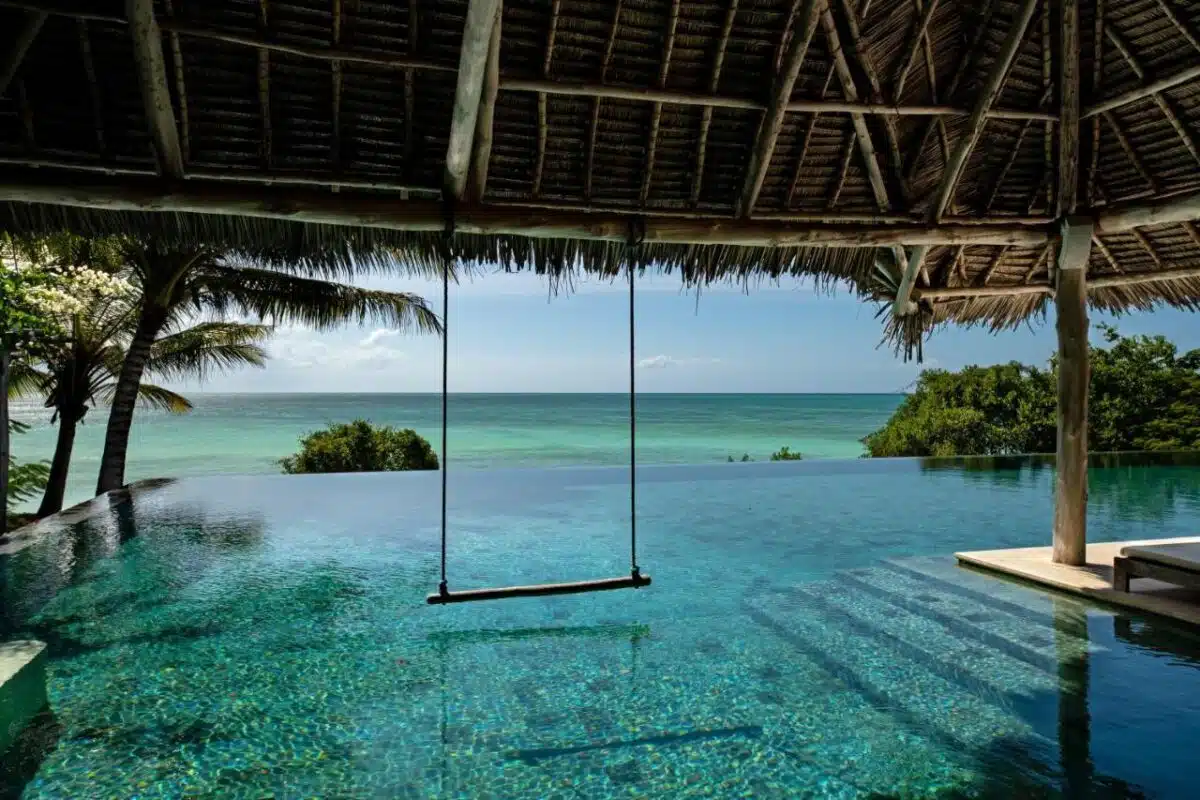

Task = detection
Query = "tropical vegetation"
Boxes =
[863,326,1200,457]
[280,420,439,474]
[94,240,441,495]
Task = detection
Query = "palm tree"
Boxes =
[95,240,441,494]
[14,291,269,515]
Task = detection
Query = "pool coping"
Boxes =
[956,537,1200,628]
[0,478,176,557]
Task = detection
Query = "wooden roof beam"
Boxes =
[331,0,343,171]
[1057,0,1080,216]
[929,0,1039,222]
[642,0,680,206]
[736,0,820,217]
[891,245,928,315]
[257,0,271,170]
[0,9,46,98]
[404,0,418,188]
[1095,189,1200,232]
[816,0,890,212]
[828,0,907,202]
[1156,0,1200,53]
[692,0,738,207]
[468,3,500,203]
[76,19,106,156]
[444,0,500,200]
[911,265,1200,302]
[128,0,184,179]
[532,0,559,198]
[585,0,622,201]
[0,177,1051,247]
[1083,63,1200,118]
[1105,25,1200,169]
[162,0,189,165]
[904,0,997,187]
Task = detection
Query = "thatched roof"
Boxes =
[0,0,1198,352]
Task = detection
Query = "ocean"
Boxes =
[8,393,903,511]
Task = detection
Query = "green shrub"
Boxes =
[769,446,803,461]
[280,419,439,474]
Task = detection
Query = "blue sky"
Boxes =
[174,269,1200,394]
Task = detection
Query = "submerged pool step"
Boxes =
[745,587,1056,768]
[841,565,1095,668]
[814,580,1059,707]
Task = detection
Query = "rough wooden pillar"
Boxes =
[1053,218,1093,565]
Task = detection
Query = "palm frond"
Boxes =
[148,321,271,383]
[7,360,50,399]
[199,267,442,334]
[96,381,194,413]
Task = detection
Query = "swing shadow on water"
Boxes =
[3,455,1200,798]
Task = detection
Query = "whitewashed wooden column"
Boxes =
[1052,218,1093,565]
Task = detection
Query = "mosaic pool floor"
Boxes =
[3,460,1200,798]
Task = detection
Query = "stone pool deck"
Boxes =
[0,641,48,756]
[957,536,1200,627]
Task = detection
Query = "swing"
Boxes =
[427,223,651,605]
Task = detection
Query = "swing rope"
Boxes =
[429,215,650,603]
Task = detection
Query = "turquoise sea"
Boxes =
[9,393,903,511]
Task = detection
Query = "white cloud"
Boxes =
[360,328,400,347]
[637,355,721,369]
[270,326,408,371]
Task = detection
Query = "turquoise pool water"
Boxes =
[3,457,1200,798]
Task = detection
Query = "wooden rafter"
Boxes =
[979,246,1009,286]
[468,3,500,203]
[532,0,560,198]
[444,0,500,199]
[910,265,1200,302]
[1083,62,1200,119]
[1058,0,1080,216]
[1185,221,1200,251]
[15,78,32,148]
[0,9,45,97]
[736,0,819,216]
[161,0,189,165]
[929,0,1039,222]
[1130,228,1164,269]
[827,129,856,209]
[1105,25,1200,169]
[404,0,417,183]
[904,0,997,187]
[331,0,343,170]
[585,0,622,200]
[692,0,738,207]
[1156,0,1200,53]
[1086,0,1104,204]
[1102,112,1155,191]
[892,0,939,101]
[128,0,184,179]
[817,0,890,212]
[258,0,271,169]
[983,86,1052,214]
[1022,243,1052,283]
[1039,1,1052,212]
[1091,235,1121,274]
[1096,188,1200,232]
[829,0,907,202]
[641,0,680,205]
[76,19,105,156]
[892,245,928,314]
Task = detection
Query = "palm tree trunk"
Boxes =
[0,349,10,536]
[37,414,78,517]
[96,306,166,495]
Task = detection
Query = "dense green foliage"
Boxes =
[863,326,1200,457]
[769,446,804,461]
[280,420,439,474]
[6,421,48,506]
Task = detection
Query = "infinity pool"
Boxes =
[3,457,1200,798]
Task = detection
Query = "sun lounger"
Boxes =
[1113,543,1200,592]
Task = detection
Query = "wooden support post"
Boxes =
[127,0,184,178]
[1058,0,1080,216]
[1053,217,1093,566]
[891,245,928,315]
[444,0,500,199]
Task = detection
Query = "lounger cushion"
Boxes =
[1120,543,1200,572]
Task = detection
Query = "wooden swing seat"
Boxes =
[427,573,651,604]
